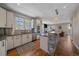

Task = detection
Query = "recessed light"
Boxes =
[63,6,66,8]
[17,3,20,6]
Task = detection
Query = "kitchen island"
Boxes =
[40,32,58,55]
[40,35,49,53]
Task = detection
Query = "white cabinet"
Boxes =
[6,36,13,50]
[40,36,48,52]
[6,11,14,27]
[6,34,32,50]
[13,35,22,47]
[22,34,27,44]
[27,34,32,42]
[6,11,16,35]
[22,34,32,44]
[0,40,6,56]
[0,7,6,27]
[0,41,2,56]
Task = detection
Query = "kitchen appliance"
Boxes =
[32,28,37,41]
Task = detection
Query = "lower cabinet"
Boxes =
[40,36,48,53]
[13,35,22,47]
[6,36,13,50]
[6,34,32,51]
[22,34,27,44]
[22,34,32,44]
[0,40,6,56]
[27,34,32,42]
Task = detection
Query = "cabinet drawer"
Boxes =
[22,34,27,44]
[6,36,13,50]
[27,34,32,42]
[13,36,22,47]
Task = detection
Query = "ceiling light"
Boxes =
[17,3,20,6]
[63,6,66,8]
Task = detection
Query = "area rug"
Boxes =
[16,42,35,56]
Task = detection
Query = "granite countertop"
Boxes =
[6,32,32,36]
[40,34,48,37]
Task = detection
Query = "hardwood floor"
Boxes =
[54,37,79,56]
[7,39,48,56]
[7,37,79,56]
[7,49,18,56]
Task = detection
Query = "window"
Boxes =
[24,18,32,30]
[16,16,33,30]
[16,16,25,30]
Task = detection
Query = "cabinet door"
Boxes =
[1,40,6,56]
[40,36,48,52]
[0,41,2,56]
[6,36,13,50]
[6,11,14,27]
[27,34,32,42]
[0,7,6,27]
[14,35,21,47]
[22,34,27,44]
[0,40,6,56]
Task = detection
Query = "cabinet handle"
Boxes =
[2,41,4,46]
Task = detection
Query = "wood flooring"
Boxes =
[54,37,79,56]
[7,49,18,56]
[7,39,48,56]
[7,37,79,56]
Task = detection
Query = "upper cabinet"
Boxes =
[6,11,16,34]
[0,7,6,27]
[6,11,15,28]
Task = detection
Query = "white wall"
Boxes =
[72,9,79,46]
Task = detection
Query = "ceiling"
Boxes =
[1,3,79,24]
